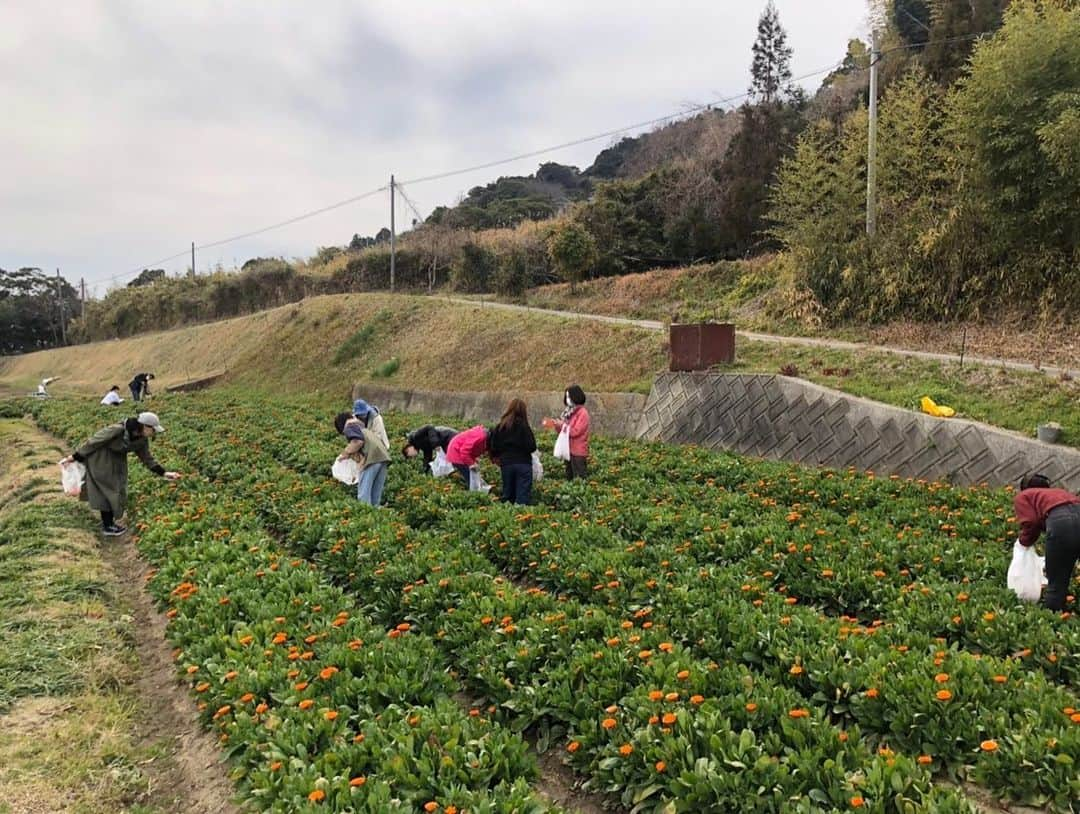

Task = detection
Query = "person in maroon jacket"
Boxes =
[1013,473,1080,610]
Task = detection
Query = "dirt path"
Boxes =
[444,296,1074,380]
[0,418,240,814]
[100,536,241,814]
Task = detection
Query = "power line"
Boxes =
[93,61,845,290]
[92,30,996,291]
[394,183,425,225]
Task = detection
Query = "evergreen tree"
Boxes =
[750,1,794,104]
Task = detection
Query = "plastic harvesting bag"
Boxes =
[1006,539,1046,602]
[553,427,571,462]
[430,448,455,478]
[920,396,956,418]
[331,457,360,486]
[531,452,544,483]
[469,468,492,493]
[59,460,85,497]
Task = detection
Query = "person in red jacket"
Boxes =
[543,384,591,480]
[446,424,490,489]
[1013,473,1080,610]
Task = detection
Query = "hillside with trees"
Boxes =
[21,0,1078,346]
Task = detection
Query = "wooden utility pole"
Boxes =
[191,241,196,278]
[80,277,86,321]
[55,269,67,345]
[389,174,396,293]
[866,30,879,237]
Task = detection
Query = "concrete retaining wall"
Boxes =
[636,372,1080,491]
[351,383,647,439]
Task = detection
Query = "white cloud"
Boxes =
[0,0,868,291]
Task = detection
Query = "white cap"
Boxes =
[137,411,165,433]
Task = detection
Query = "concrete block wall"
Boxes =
[636,372,1080,491]
[350,382,647,439]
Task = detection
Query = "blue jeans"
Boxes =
[357,462,388,506]
[500,462,533,505]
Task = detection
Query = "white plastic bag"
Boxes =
[59,460,85,497]
[553,426,571,462]
[469,468,492,493]
[430,448,454,478]
[531,452,544,483]
[1007,539,1046,602]
[331,457,360,486]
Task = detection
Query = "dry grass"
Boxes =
[0,293,668,398]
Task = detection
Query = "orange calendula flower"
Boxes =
[601,717,617,730]
[298,699,315,710]
[619,743,633,756]
[934,673,949,683]
[308,789,325,802]
[745,702,758,712]
[788,708,809,719]
[255,703,268,714]
[655,760,666,772]
[992,675,1007,683]
[661,713,677,725]
[664,692,679,702]
[638,650,652,660]
[936,690,953,702]
[648,690,663,701]
[319,666,339,680]
[350,776,367,787]
[324,710,338,721]
[676,670,690,680]
[980,739,998,752]
[567,741,581,753]
[789,665,804,676]
[850,797,864,808]
[195,682,210,693]
[269,761,282,771]
[423,803,439,813]
[658,642,673,652]
[212,705,231,720]
[240,692,255,703]
[865,688,879,699]
[917,755,933,765]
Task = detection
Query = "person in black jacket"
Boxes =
[129,372,154,402]
[402,424,458,472]
[488,398,537,505]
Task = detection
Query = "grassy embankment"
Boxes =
[2,290,1078,445]
[0,415,234,813]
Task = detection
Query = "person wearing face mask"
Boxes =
[542,384,591,480]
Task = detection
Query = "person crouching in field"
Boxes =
[446,425,490,489]
[488,399,537,505]
[61,411,181,536]
[402,424,458,473]
[100,385,124,406]
[335,412,391,507]
[1014,473,1080,611]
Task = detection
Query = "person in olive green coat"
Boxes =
[61,411,181,536]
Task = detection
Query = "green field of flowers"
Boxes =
[23,390,1080,813]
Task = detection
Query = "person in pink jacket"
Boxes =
[446,424,490,488]
[543,384,591,480]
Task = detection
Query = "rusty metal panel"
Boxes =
[669,323,735,370]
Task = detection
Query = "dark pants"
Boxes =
[101,510,115,529]
[453,463,471,489]
[130,385,142,402]
[1044,504,1080,610]
[500,462,533,505]
[565,455,588,480]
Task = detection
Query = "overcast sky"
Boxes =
[1,1,868,293]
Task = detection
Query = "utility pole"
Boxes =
[389,174,396,293]
[80,277,86,322]
[866,29,879,237]
[55,269,67,345]
[191,241,196,278]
